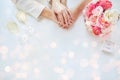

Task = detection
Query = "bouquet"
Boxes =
[84,0,120,38]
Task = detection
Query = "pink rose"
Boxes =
[98,15,111,28]
[92,26,102,35]
[97,0,112,10]
[92,6,103,16]
[89,15,98,23]
[86,3,96,18]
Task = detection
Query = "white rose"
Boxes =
[85,21,93,32]
[85,21,93,27]
[104,9,119,24]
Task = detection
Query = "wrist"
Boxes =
[83,0,91,5]
[78,0,91,10]
[52,0,60,5]
[40,7,51,19]
[40,7,56,21]
[52,0,60,3]
[60,0,67,6]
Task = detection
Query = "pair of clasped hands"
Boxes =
[40,0,73,29]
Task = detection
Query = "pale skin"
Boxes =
[59,0,92,28]
[51,0,73,29]
[71,0,92,22]
[40,0,92,29]
[40,0,73,29]
[60,0,67,6]
[61,0,92,27]
[40,7,57,22]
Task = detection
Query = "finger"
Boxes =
[58,13,64,24]
[53,14,58,23]
[54,11,63,22]
[58,13,68,29]
[58,20,66,29]
[62,13,68,28]
[59,22,68,29]
[55,12,69,29]
[54,12,59,22]
[62,10,68,26]
[66,9,74,21]
[62,10,72,29]
[63,10,72,28]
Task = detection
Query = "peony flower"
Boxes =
[89,15,98,23]
[85,3,96,18]
[84,0,119,38]
[92,26,102,35]
[92,6,103,16]
[97,0,112,10]
[98,15,111,28]
[104,9,119,24]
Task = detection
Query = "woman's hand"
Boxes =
[51,1,73,29]
[60,0,67,6]
[40,7,57,23]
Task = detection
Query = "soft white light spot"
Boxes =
[68,51,75,59]
[53,67,64,74]
[73,39,80,45]
[0,46,8,54]
[34,68,40,76]
[43,54,50,61]
[6,22,19,34]
[89,60,99,69]
[5,66,11,72]
[116,66,120,74]
[22,64,29,71]
[118,49,120,54]
[16,10,27,23]
[66,69,75,78]
[92,72,101,80]
[82,42,89,48]
[28,26,34,34]
[2,54,7,60]
[61,74,69,80]
[50,42,57,48]
[16,72,27,78]
[93,75,101,80]
[32,59,38,65]
[80,59,89,68]
[22,35,29,42]
[91,41,97,47]
[62,52,67,57]
[92,53,100,60]
[12,63,21,71]
[61,58,67,64]
[19,53,26,59]
[43,44,49,49]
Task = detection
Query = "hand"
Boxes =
[52,1,73,29]
[40,7,57,23]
